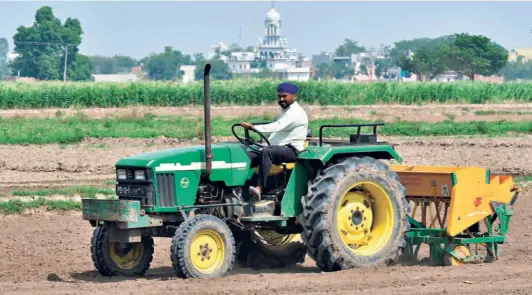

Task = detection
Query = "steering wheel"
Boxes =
[231,123,271,152]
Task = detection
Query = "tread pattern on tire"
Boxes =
[90,225,154,276]
[299,156,410,272]
[170,214,236,279]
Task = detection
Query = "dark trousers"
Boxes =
[247,145,297,189]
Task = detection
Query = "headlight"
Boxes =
[134,170,145,180]
[117,169,126,180]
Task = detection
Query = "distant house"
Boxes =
[226,51,258,74]
[92,73,141,82]
[431,71,468,82]
[180,65,196,84]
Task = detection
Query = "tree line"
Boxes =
[0,6,530,82]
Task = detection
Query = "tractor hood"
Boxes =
[116,145,207,168]
[115,142,252,186]
[115,142,251,175]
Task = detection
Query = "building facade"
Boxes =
[255,3,310,80]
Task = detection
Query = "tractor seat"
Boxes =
[254,162,295,176]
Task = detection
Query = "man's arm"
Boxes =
[252,112,295,133]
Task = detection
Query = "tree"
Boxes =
[329,62,354,79]
[11,6,91,80]
[500,57,532,81]
[390,35,455,74]
[446,33,508,80]
[90,55,139,74]
[143,46,192,80]
[67,53,93,81]
[409,45,450,81]
[252,68,277,79]
[0,38,8,78]
[334,39,366,56]
[374,58,394,78]
[194,57,232,80]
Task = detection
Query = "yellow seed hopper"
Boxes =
[389,165,519,237]
[388,164,521,266]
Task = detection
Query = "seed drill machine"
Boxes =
[82,64,521,278]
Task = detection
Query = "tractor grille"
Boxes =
[157,173,176,207]
[115,167,154,207]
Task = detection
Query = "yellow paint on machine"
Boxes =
[390,164,517,237]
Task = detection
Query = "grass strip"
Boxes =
[515,176,532,183]
[1,114,532,144]
[474,110,532,116]
[10,186,115,199]
[0,198,81,214]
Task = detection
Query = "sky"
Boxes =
[0,1,531,60]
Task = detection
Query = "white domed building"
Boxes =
[255,3,310,81]
[222,2,310,81]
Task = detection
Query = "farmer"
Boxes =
[241,82,308,200]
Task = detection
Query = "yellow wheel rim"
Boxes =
[189,229,225,274]
[254,230,299,248]
[449,245,471,266]
[336,181,394,256]
[109,242,144,270]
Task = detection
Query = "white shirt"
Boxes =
[254,101,309,151]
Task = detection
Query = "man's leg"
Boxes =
[250,145,297,200]
[247,150,260,168]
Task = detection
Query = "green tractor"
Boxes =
[82,64,410,278]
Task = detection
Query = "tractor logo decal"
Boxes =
[180,177,190,188]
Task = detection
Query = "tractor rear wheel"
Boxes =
[300,156,409,272]
[170,214,236,279]
[236,230,306,269]
[90,226,154,276]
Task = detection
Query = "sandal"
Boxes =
[248,186,261,201]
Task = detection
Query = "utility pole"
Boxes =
[63,45,68,82]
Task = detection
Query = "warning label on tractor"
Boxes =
[441,184,450,196]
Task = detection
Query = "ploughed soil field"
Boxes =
[0,134,531,294]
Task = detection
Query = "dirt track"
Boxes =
[0,134,531,294]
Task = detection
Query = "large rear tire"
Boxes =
[300,156,409,271]
[90,226,154,276]
[170,214,236,279]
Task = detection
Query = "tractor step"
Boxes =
[243,200,276,217]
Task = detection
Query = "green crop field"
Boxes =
[1,80,532,109]
[1,113,531,145]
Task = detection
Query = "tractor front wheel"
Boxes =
[170,214,236,279]
[300,156,409,271]
[90,226,154,276]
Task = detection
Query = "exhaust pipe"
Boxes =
[202,63,212,180]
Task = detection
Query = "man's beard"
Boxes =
[278,101,288,109]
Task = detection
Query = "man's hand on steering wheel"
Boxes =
[241,122,254,130]
[232,123,270,153]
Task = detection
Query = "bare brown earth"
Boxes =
[0,134,530,293]
[1,135,531,194]
[2,103,532,122]
[0,185,530,294]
